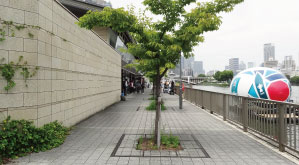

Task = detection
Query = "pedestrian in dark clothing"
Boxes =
[122,80,126,95]
[135,81,141,93]
[170,81,175,95]
[141,78,145,94]
[130,81,134,93]
[124,79,128,95]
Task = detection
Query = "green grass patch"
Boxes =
[136,134,181,150]
[136,136,143,150]
[0,116,70,163]
[148,96,156,100]
[146,100,166,111]
[161,134,180,148]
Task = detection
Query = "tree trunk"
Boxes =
[152,83,156,97]
[154,65,161,146]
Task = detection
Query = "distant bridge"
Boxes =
[173,76,208,85]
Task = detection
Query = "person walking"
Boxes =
[141,78,145,94]
[122,79,126,96]
[124,79,128,95]
[170,80,175,95]
[136,80,141,93]
[130,80,134,93]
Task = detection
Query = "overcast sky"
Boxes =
[109,0,299,72]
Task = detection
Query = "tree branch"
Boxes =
[160,67,168,79]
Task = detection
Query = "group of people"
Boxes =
[162,80,175,94]
[122,78,146,95]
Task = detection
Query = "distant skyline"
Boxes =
[109,0,299,72]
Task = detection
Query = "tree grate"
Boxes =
[111,134,210,158]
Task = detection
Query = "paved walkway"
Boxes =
[11,89,297,165]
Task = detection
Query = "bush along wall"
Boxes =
[0,117,70,163]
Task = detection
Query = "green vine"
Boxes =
[0,28,5,41]
[0,19,39,42]
[0,56,39,91]
[15,24,25,30]
[0,19,68,44]
[3,20,13,26]
[28,32,34,38]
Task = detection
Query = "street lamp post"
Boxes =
[179,54,183,109]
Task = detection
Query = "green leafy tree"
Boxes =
[220,70,233,82]
[290,76,299,85]
[214,70,233,82]
[77,0,243,145]
[213,71,221,81]
[198,74,206,77]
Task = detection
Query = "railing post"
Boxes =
[210,92,213,114]
[242,97,248,132]
[195,90,199,106]
[223,94,227,121]
[277,103,286,152]
[189,88,192,102]
[194,89,196,105]
[186,88,189,101]
[190,87,194,103]
[201,91,204,109]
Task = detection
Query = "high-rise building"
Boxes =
[225,65,229,70]
[184,56,194,68]
[229,58,239,74]
[281,56,296,76]
[264,60,278,69]
[207,70,218,76]
[248,62,255,68]
[184,68,193,76]
[295,53,299,76]
[170,56,184,76]
[181,56,185,70]
[182,56,194,76]
[239,61,246,71]
[193,61,205,76]
[264,43,275,62]
[171,63,180,76]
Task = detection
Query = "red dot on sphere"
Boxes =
[267,81,290,101]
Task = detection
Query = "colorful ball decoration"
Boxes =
[230,67,291,102]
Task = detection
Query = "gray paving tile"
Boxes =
[8,89,297,165]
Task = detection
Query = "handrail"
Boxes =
[184,87,299,107]
[176,86,299,156]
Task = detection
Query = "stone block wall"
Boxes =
[0,0,121,127]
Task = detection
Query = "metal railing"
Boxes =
[176,87,299,155]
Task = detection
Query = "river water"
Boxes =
[193,85,299,104]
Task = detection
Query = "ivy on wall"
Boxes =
[0,18,72,91]
[0,18,68,43]
[0,19,40,91]
[0,20,41,42]
[0,56,39,91]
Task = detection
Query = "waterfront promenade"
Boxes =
[10,90,297,165]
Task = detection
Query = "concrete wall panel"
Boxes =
[0,0,121,127]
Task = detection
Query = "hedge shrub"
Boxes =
[0,116,69,162]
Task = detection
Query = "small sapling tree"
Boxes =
[77,0,243,146]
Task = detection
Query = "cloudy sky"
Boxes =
[109,0,299,72]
